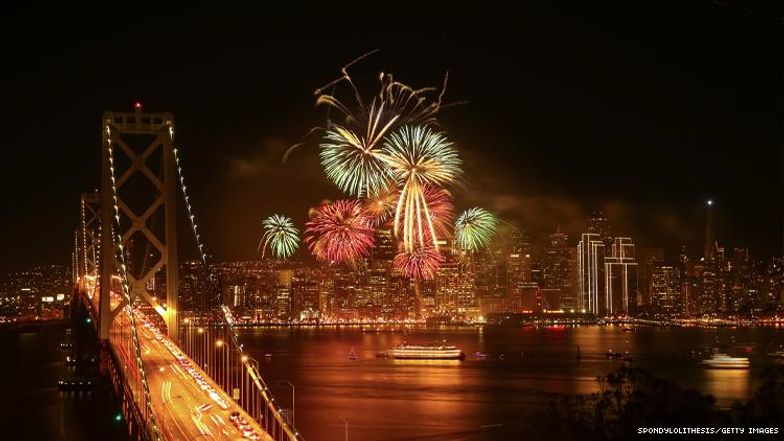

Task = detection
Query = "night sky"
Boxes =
[0,4,780,270]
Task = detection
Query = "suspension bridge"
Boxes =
[72,105,301,441]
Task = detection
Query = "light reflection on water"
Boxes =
[703,368,750,408]
[239,325,783,441]
[0,325,128,440]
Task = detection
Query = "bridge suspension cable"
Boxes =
[105,124,162,441]
[171,131,301,440]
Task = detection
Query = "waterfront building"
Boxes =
[604,237,638,316]
[577,233,605,314]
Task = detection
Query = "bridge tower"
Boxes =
[76,191,101,287]
[98,105,179,341]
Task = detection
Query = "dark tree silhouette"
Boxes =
[534,366,784,441]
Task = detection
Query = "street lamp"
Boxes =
[214,339,227,387]
[277,379,296,428]
[339,417,348,441]
[243,357,261,424]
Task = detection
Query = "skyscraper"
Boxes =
[369,229,394,313]
[577,233,605,314]
[604,237,638,316]
[507,232,533,313]
[292,279,320,320]
[542,227,574,310]
[651,265,681,315]
[704,200,716,261]
[586,211,612,247]
[637,248,665,307]
[699,200,724,314]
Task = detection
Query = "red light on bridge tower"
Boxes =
[134,101,143,109]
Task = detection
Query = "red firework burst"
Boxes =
[393,245,444,280]
[304,200,375,263]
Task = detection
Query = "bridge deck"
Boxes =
[113,310,271,441]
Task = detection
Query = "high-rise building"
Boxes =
[697,200,725,314]
[510,231,533,255]
[292,279,320,319]
[436,246,461,313]
[637,248,665,307]
[651,265,681,314]
[520,286,540,312]
[698,262,723,314]
[577,233,605,314]
[542,228,574,310]
[704,200,716,261]
[549,227,568,247]
[456,256,478,318]
[540,289,562,311]
[178,261,220,313]
[507,252,527,312]
[604,237,638,316]
[474,248,506,298]
[366,229,394,312]
[586,211,612,247]
[372,229,395,262]
[275,286,291,319]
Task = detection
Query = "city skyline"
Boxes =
[5,200,779,324]
[168,202,783,323]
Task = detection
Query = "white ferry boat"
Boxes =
[700,353,749,369]
[382,343,465,360]
[766,350,784,359]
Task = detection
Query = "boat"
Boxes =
[264,353,273,358]
[348,347,358,360]
[606,349,623,359]
[700,353,749,369]
[473,352,490,359]
[622,352,635,362]
[766,350,784,359]
[381,342,465,360]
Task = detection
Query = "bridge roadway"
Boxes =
[114,311,271,441]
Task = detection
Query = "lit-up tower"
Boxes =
[577,233,605,314]
[604,237,638,316]
[699,199,724,314]
[704,200,716,261]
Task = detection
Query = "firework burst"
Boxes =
[363,188,398,227]
[314,52,450,197]
[304,200,375,263]
[383,125,462,251]
[393,245,444,280]
[454,208,498,251]
[258,215,300,259]
[319,124,395,198]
